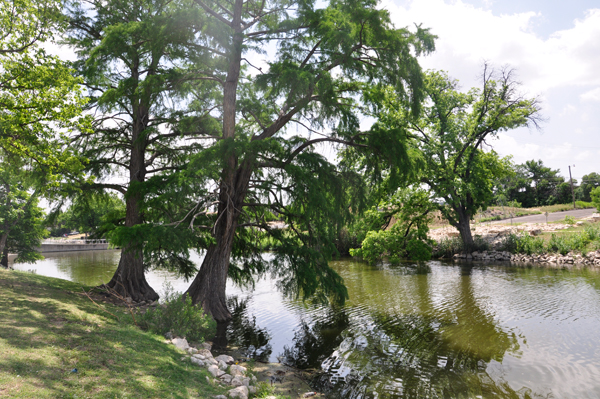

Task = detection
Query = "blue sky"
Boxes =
[385,0,600,181]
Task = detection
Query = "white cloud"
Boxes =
[580,87,600,102]
[384,1,600,94]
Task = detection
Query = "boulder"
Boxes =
[220,374,233,384]
[230,376,244,387]
[215,354,235,364]
[218,360,228,370]
[190,357,205,367]
[229,365,247,377]
[208,365,225,378]
[192,354,206,361]
[242,377,250,387]
[247,386,257,394]
[201,342,212,350]
[187,347,198,355]
[228,386,249,399]
[171,338,190,351]
[198,349,213,358]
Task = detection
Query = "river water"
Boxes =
[10,251,600,398]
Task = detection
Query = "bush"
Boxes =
[591,187,600,210]
[138,284,215,342]
[500,233,544,255]
[432,237,463,258]
[563,215,576,225]
[576,201,594,209]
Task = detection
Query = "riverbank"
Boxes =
[430,212,600,265]
[0,269,227,398]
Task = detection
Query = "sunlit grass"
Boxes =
[0,269,226,398]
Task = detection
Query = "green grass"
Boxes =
[0,269,227,398]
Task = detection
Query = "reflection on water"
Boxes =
[12,252,600,398]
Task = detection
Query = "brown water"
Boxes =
[11,252,600,398]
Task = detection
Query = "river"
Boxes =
[10,251,600,398]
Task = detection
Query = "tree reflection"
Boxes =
[281,307,349,369]
[225,296,272,361]
[285,263,526,398]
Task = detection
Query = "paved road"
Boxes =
[491,208,597,224]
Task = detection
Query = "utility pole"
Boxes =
[569,165,576,209]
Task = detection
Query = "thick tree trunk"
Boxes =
[106,243,158,302]
[455,210,474,253]
[1,244,8,268]
[104,98,157,302]
[186,160,254,322]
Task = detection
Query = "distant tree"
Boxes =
[54,193,125,238]
[577,172,600,202]
[591,187,600,211]
[499,160,567,207]
[373,67,540,250]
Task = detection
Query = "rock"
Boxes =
[164,331,173,340]
[208,365,224,378]
[229,364,247,377]
[228,385,249,399]
[187,347,198,355]
[230,376,244,387]
[220,374,233,384]
[201,342,212,350]
[191,357,206,367]
[529,229,542,236]
[206,357,219,366]
[242,377,250,387]
[198,349,213,358]
[192,354,206,361]
[172,337,190,351]
[218,360,228,370]
[215,354,235,364]
[247,386,257,394]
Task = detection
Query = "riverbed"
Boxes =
[10,251,600,398]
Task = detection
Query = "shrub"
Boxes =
[432,237,464,258]
[576,201,593,209]
[138,284,215,342]
[500,233,545,255]
[563,215,576,225]
[591,187,600,210]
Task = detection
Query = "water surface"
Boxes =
[11,252,600,398]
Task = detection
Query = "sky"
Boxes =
[383,0,600,181]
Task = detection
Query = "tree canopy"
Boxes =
[371,67,541,249]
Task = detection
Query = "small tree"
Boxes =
[374,67,541,251]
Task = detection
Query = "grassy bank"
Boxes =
[0,269,227,398]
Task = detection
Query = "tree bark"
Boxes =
[0,232,8,264]
[455,209,474,253]
[185,159,254,322]
[1,244,8,268]
[104,96,158,302]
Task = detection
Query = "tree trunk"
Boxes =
[1,244,8,268]
[106,243,158,302]
[104,99,157,302]
[455,210,474,253]
[0,232,8,264]
[185,160,254,322]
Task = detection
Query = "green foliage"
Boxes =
[500,233,545,255]
[576,201,593,209]
[370,67,540,250]
[350,189,434,263]
[563,215,576,225]
[591,187,600,210]
[500,227,600,256]
[51,193,125,237]
[139,284,215,343]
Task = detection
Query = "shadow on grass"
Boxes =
[0,270,225,398]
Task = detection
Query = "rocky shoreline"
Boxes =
[166,335,321,399]
[453,249,600,267]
